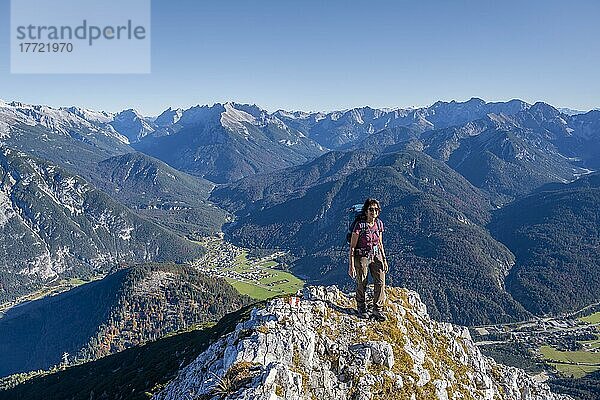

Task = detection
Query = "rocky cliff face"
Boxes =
[154,286,570,400]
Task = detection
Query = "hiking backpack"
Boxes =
[346,204,363,244]
[345,204,383,244]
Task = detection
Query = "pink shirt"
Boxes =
[353,219,384,251]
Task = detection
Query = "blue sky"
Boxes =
[0,0,598,115]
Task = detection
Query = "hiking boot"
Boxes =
[372,311,386,322]
[357,306,369,319]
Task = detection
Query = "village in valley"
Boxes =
[192,236,304,300]
[472,308,600,381]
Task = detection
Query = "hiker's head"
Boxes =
[361,198,381,217]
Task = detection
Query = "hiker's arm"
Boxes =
[348,232,358,278]
[379,234,389,272]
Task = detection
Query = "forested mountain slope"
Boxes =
[0,263,251,378]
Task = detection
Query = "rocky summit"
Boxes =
[154,286,570,400]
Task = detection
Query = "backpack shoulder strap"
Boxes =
[376,218,383,238]
[349,216,360,231]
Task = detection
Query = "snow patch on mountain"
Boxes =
[330,111,343,121]
[574,167,596,178]
[0,101,131,145]
[119,226,134,240]
[178,104,224,126]
[278,139,299,147]
[63,106,114,124]
[274,110,308,119]
[110,109,155,143]
[350,109,365,124]
[1,102,89,131]
[0,120,10,140]
[220,102,257,134]
[155,107,183,126]
[0,190,15,228]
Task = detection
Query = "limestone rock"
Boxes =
[154,286,571,400]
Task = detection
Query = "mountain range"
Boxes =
[2,97,599,323]
[1,95,599,398]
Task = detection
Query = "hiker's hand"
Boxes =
[383,260,389,273]
[348,263,356,279]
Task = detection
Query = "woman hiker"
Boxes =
[348,198,389,322]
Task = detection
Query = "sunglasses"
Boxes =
[368,207,379,212]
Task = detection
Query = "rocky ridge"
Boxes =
[155,286,569,400]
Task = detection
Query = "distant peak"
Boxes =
[117,108,143,118]
[466,97,486,104]
[220,102,258,131]
[529,101,560,116]
[155,107,183,126]
[62,106,114,124]
[506,98,529,105]
[502,99,530,109]
[229,103,267,119]
[558,107,586,116]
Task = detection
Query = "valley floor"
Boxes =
[192,237,304,300]
[473,311,600,380]
[0,276,105,319]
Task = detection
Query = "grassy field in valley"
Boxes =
[223,251,304,300]
[580,312,600,324]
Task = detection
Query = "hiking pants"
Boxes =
[354,255,386,312]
